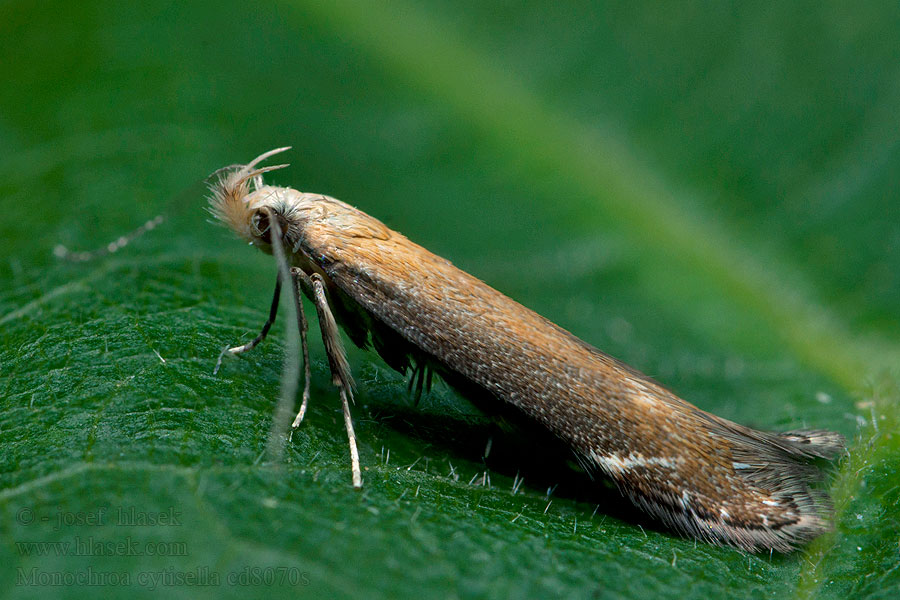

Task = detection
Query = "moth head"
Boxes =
[207,147,291,246]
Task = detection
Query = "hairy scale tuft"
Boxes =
[207,147,292,241]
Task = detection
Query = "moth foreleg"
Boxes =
[213,274,282,374]
[289,267,312,428]
[303,270,362,489]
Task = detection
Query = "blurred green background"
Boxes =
[1,1,898,598]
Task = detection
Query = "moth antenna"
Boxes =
[57,168,211,263]
[53,215,165,262]
[264,207,302,465]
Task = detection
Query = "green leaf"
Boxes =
[1,1,898,598]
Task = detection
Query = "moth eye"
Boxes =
[251,210,271,244]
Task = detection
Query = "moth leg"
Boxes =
[407,363,420,394]
[408,362,427,406]
[289,267,312,427]
[407,361,433,406]
[301,270,363,489]
[213,274,281,375]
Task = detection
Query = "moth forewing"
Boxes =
[209,148,844,553]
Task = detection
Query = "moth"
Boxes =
[209,147,843,553]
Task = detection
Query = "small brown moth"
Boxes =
[209,147,843,553]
